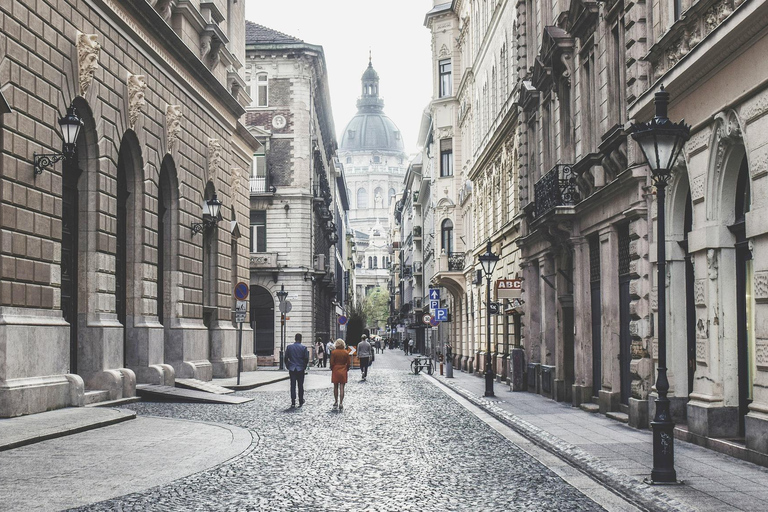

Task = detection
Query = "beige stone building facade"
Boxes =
[424,1,523,379]
[243,23,340,361]
[0,0,255,417]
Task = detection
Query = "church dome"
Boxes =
[339,60,405,154]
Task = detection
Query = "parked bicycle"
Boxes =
[411,356,434,375]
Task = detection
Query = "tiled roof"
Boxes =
[245,21,303,44]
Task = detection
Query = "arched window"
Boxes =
[388,188,396,206]
[368,256,373,269]
[252,73,268,107]
[373,256,378,269]
[441,219,454,254]
[357,188,368,209]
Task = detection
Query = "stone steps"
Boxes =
[83,390,110,405]
[175,378,234,395]
[606,411,629,423]
[85,396,141,408]
[579,403,600,413]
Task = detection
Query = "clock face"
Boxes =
[272,115,287,129]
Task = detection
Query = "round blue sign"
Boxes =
[429,317,439,327]
[234,282,249,301]
[338,315,348,325]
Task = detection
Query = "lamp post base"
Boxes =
[279,350,284,371]
[651,395,677,483]
[484,366,495,397]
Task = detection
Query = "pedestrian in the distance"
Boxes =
[409,337,416,355]
[404,336,411,355]
[285,333,309,408]
[330,339,351,411]
[315,337,325,367]
[357,334,373,381]
[374,338,381,354]
[326,338,335,365]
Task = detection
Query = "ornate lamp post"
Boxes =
[277,284,288,371]
[478,240,500,397]
[629,85,690,483]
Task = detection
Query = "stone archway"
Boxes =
[251,285,276,358]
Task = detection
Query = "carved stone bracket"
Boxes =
[230,167,242,199]
[166,105,182,154]
[77,32,100,97]
[127,73,147,131]
[711,109,742,175]
[149,0,176,22]
[207,138,223,184]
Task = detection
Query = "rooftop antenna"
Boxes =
[369,48,372,65]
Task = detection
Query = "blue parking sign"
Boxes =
[435,308,448,321]
[430,300,440,310]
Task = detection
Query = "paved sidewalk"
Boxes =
[0,414,253,511]
[431,363,768,511]
[0,407,136,451]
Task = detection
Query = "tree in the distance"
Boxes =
[363,286,389,334]
[345,300,366,347]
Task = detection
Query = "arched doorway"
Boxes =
[62,98,96,374]
[116,132,142,366]
[251,286,275,356]
[158,156,178,329]
[730,155,753,436]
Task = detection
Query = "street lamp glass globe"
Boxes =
[478,241,499,277]
[59,106,83,148]
[206,195,222,220]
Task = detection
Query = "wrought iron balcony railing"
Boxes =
[448,252,465,271]
[533,164,578,218]
[250,174,275,194]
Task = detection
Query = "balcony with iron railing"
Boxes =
[250,174,275,195]
[532,164,579,219]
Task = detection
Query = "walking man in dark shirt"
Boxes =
[285,333,309,408]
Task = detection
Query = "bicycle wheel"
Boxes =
[411,360,420,374]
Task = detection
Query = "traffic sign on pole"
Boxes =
[429,288,440,300]
[429,317,440,327]
[338,315,348,325]
[429,299,439,311]
[279,300,292,314]
[435,308,448,322]
[422,314,432,325]
[234,282,249,301]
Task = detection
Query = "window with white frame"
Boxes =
[440,139,453,177]
[252,73,268,107]
[439,59,452,98]
[251,151,267,193]
[250,211,266,252]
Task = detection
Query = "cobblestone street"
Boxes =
[68,351,614,511]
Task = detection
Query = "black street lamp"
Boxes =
[277,284,288,371]
[629,85,690,484]
[478,240,499,397]
[191,195,223,235]
[34,105,83,175]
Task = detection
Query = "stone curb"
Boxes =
[429,375,696,512]
[221,374,290,391]
[0,408,136,453]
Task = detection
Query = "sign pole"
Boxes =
[237,320,243,386]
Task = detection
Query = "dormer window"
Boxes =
[373,156,381,164]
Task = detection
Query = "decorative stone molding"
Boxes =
[230,167,242,199]
[696,339,708,365]
[707,249,718,280]
[166,105,182,154]
[127,73,147,131]
[150,0,176,22]
[439,44,450,58]
[740,95,768,124]
[207,138,223,184]
[686,128,710,157]
[757,340,768,370]
[77,32,100,97]
[691,175,706,204]
[750,146,768,180]
[754,271,768,303]
[695,279,706,306]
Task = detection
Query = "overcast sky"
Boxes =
[244,0,435,155]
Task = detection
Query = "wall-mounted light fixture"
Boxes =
[34,105,83,176]
[191,194,223,235]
